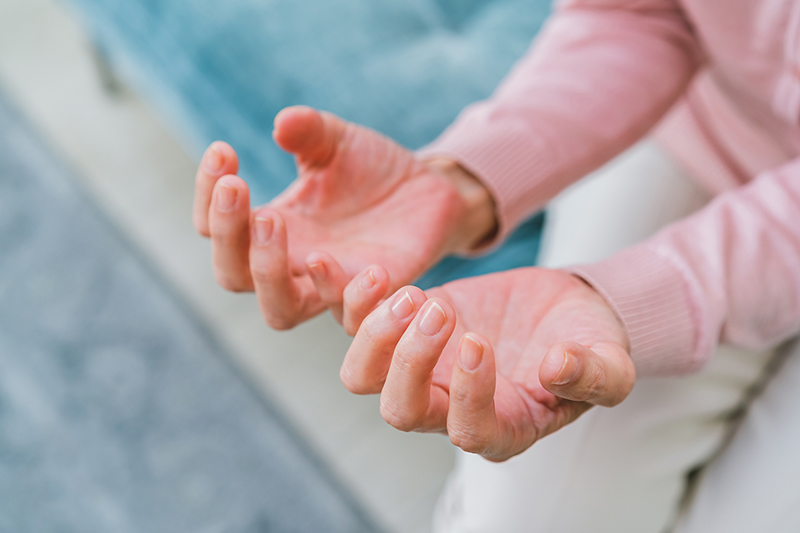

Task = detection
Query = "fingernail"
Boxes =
[419,302,446,336]
[391,291,415,320]
[308,261,326,280]
[459,335,483,372]
[360,269,377,289]
[203,145,223,172]
[254,217,274,245]
[216,183,237,212]
[552,351,579,385]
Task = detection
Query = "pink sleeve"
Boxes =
[572,159,800,376]
[418,0,702,246]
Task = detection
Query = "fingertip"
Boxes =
[203,141,239,174]
[340,284,430,399]
[339,361,373,395]
[387,285,427,321]
[306,257,329,283]
[249,208,288,264]
[539,342,582,387]
[211,175,249,216]
[216,173,247,189]
[251,206,285,231]
[458,334,485,373]
[416,297,456,338]
[274,107,346,168]
[357,264,386,292]
[452,333,495,381]
[194,143,240,236]
[193,209,211,238]
[448,333,498,455]
[273,105,315,129]
[540,342,633,407]
[272,105,323,153]
[342,264,391,335]
[215,174,248,198]
[305,251,349,312]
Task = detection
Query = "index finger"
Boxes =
[341,286,429,395]
[193,141,239,236]
[379,297,457,434]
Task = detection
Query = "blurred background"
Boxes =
[0,0,549,531]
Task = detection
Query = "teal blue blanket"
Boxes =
[64,0,550,284]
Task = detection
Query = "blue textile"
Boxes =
[63,0,551,286]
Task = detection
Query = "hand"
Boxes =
[340,267,635,462]
[193,106,496,331]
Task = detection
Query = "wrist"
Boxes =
[424,158,498,253]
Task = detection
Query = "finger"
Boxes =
[273,106,346,168]
[539,341,635,407]
[379,298,456,433]
[342,265,391,336]
[447,334,502,456]
[305,251,350,324]
[194,141,239,237]
[249,208,326,329]
[341,286,428,395]
[209,175,253,292]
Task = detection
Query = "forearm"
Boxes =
[572,158,800,376]
[420,0,702,246]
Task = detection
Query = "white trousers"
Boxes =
[432,141,796,532]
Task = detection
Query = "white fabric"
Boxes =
[675,338,800,532]
[432,141,779,532]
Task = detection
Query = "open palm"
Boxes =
[268,108,472,286]
[194,106,491,329]
[342,268,635,461]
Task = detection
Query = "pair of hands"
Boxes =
[193,106,635,461]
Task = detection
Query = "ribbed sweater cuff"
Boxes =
[417,113,551,251]
[568,246,705,377]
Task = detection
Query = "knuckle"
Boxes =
[449,386,492,412]
[248,257,275,279]
[264,313,297,331]
[343,321,358,337]
[391,352,414,376]
[343,305,370,336]
[339,366,381,395]
[380,401,421,433]
[193,216,210,238]
[484,452,515,463]
[603,368,635,407]
[448,427,490,455]
[578,367,606,402]
[342,311,362,337]
[215,273,248,293]
[353,322,387,357]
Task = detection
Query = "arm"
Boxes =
[193,109,498,332]
[194,0,702,332]
[337,159,800,459]
[421,0,703,245]
[573,158,800,376]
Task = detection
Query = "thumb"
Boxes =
[272,106,345,167]
[539,341,635,407]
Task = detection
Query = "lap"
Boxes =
[433,140,778,532]
[675,339,800,532]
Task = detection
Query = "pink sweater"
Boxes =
[421,0,800,376]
